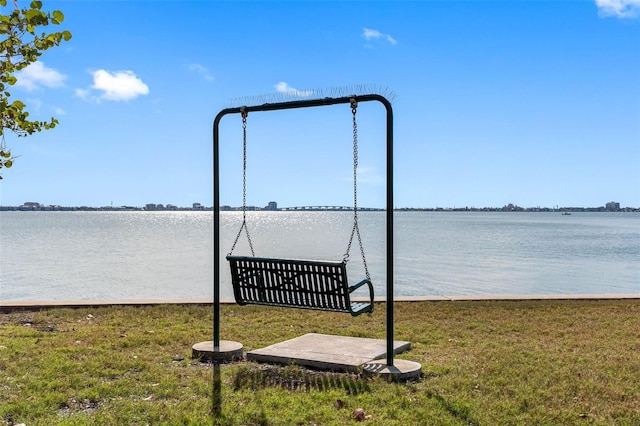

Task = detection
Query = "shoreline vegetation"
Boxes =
[1,299,638,425]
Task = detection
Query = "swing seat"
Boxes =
[227,256,374,316]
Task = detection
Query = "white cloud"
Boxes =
[74,88,89,101]
[27,97,42,111]
[362,28,397,45]
[357,166,382,184]
[339,165,382,185]
[15,62,66,91]
[274,82,313,97]
[77,69,149,102]
[54,107,66,115]
[92,70,149,101]
[595,0,640,18]
[187,63,214,81]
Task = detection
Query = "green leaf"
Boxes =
[53,10,64,22]
[62,30,72,41]
[4,159,12,168]
[24,9,40,20]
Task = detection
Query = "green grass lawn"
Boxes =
[1,299,638,425]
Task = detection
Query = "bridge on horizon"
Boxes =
[278,206,384,211]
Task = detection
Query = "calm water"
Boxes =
[1,211,638,301]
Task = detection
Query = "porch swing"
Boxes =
[226,98,374,316]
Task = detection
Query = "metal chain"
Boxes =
[229,108,255,256]
[344,98,370,280]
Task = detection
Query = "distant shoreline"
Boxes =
[1,205,638,213]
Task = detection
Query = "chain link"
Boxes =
[229,108,255,256]
[344,98,370,280]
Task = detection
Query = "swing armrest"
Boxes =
[348,279,374,301]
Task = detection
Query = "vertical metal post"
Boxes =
[383,99,394,366]
[213,112,222,348]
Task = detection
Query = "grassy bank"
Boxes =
[1,300,638,425]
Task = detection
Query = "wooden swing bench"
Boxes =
[227,255,374,316]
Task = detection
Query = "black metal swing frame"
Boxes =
[213,94,396,366]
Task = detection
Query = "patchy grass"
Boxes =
[1,300,638,425]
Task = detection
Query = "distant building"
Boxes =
[22,202,40,208]
[605,201,620,211]
[266,201,278,211]
[145,203,157,211]
[501,203,523,212]
[193,203,204,210]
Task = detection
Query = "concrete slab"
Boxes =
[246,333,411,372]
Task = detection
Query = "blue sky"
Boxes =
[0,0,638,209]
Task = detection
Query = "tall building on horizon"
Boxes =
[605,201,620,211]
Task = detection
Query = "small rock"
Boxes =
[335,399,344,409]
[354,408,366,421]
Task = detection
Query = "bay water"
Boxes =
[1,211,638,302]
